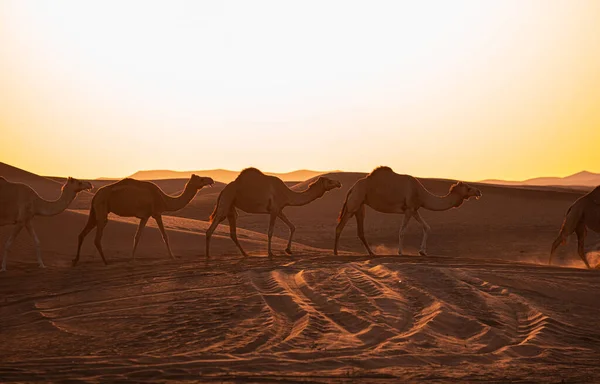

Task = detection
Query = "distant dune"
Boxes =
[481,170,600,188]
[126,169,337,183]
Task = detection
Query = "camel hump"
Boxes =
[112,178,144,187]
[368,166,394,177]
[237,167,265,179]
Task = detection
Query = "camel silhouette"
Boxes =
[73,175,214,266]
[205,168,341,258]
[550,186,600,268]
[334,166,482,256]
[0,177,92,271]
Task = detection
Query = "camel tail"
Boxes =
[86,194,99,225]
[338,188,354,222]
[209,190,224,223]
[560,204,582,237]
[338,200,348,222]
[551,203,582,254]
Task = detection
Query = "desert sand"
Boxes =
[1,162,600,382]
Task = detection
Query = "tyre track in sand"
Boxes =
[2,253,600,381]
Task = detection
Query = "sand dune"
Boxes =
[0,162,66,196]
[1,163,600,381]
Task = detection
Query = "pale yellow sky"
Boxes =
[1,0,599,181]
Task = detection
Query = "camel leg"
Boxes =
[24,221,44,268]
[1,224,24,272]
[355,205,374,256]
[73,212,97,266]
[267,212,277,258]
[575,223,590,269]
[154,215,175,260]
[398,211,413,256]
[412,211,431,256]
[131,217,149,260]
[94,218,109,265]
[227,209,248,257]
[334,211,353,256]
[549,233,566,266]
[205,215,226,259]
[277,212,295,255]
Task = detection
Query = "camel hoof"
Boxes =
[268,253,275,258]
[71,260,78,267]
[419,250,428,256]
[0,268,5,273]
[38,264,46,269]
[285,248,292,255]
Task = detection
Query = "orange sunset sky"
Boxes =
[1,0,599,181]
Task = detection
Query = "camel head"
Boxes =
[189,174,215,190]
[449,181,482,201]
[64,177,93,193]
[309,176,342,191]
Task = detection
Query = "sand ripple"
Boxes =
[1,255,600,382]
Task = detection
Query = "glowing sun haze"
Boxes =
[1,0,599,181]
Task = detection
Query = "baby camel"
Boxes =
[206,168,341,258]
[334,166,482,256]
[0,177,92,271]
[550,186,600,269]
[73,175,214,266]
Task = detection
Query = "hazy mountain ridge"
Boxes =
[481,170,600,187]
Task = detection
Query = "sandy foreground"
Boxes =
[1,163,600,382]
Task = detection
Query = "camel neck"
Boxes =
[34,187,77,216]
[287,185,326,207]
[163,183,198,212]
[420,190,464,211]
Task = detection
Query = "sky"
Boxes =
[1,0,599,181]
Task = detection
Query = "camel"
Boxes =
[73,175,214,266]
[549,185,600,269]
[0,177,92,271]
[205,168,341,258]
[334,166,482,256]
